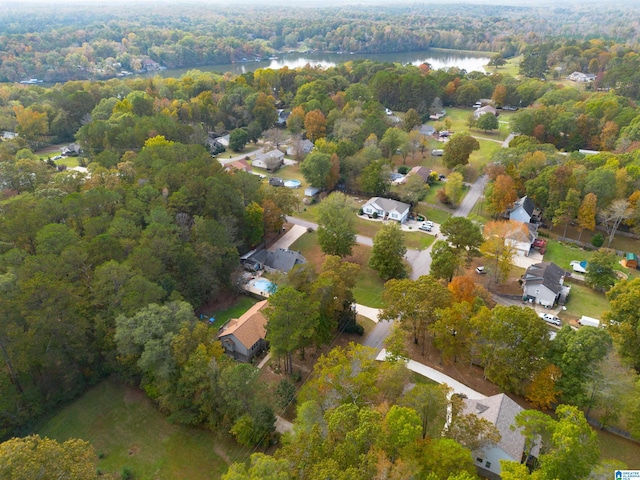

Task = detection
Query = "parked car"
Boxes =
[419,221,434,232]
[475,266,486,274]
[431,149,444,156]
[541,313,561,326]
[52,155,63,160]
[438,174,446,181]
[502,105,519,111]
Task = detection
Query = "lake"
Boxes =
[142,49,491,79]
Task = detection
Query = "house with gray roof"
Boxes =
[241,248,307,274]
[508,195,536,224]
[464,393,539,479]
[504,220,538,257]
[362,197,411,223]
[522,262,571,307]
[253,148,284,172]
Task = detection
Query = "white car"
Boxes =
[540,313,561,326]
[419,221,433,232]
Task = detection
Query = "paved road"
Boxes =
[453,174,488,218]
[375,349,487,400]
[363,319,395,351]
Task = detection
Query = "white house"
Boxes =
[522,262,571,307]
[473,105,498,119]
[464,394,539,479]
[362,197,411,223]
[504,221,538,257]
[253,149,284,172]
[218,300,269,363]
[567,72,596,83]
[508,196,536,223]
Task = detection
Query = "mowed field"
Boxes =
[37,378,243,480]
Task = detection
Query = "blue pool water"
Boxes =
[284,179,301,188]
[253,278,276,292]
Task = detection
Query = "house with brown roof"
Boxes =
[401,166,432,184]
[225,159,252,173]
[218,300,269,362]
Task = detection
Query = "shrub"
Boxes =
[397,165,409,174]
[121,467,133,480]
[591,233,604,248]
[344,322,365,336]
[437,189,450,205]
[372,212,378,219]
[358,208,364,215]
[275,379,296,410]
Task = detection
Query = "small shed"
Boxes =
[304,187,320,197]
[623,252,638,269]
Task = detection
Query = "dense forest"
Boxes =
[2,2,640,82]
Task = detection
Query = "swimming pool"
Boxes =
[284,179,301,188]
[250,278,277,294]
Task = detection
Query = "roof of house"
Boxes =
[218,300,268,349]
[254,148,284,164]
[474,105,497,117]
[365,197,411,216]
[226,159,252,172]
[505,221,538,244]
[464,393,529,462]
[406,166,432,183]
[419,124,436,136]
[511,195,536,218]
[523,262,567,295]
[245,248,307,273]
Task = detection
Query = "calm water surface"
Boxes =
[144,50,490,78]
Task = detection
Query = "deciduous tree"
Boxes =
[585,248,618,292]
[369,222,407,280]
[0,435,97,480]
[316,192,357,257]
[486,174,517,218]
[304,109,327,142]
[442,133,479,169]
[577,192,597,241]
[444,171,465,206]
[430,240,461,282]
[440,216,484,263]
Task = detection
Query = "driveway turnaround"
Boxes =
[375,349,487,400]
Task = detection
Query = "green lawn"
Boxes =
[37,379,241,480]
[485,55,522,77]
[562,281,610,321]
[598,429,640,469]
[352,262,386,308]
[208,296,259,330]
[413,204,452,225]
[543,239,594,272]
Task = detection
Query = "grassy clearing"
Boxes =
[37,378,241,480]
[485,55,522,77]
[562,281,610,321]
[208,296,259,330]
[470,139,502,171]
[403,230,436,250]
[413,203,452,225]
[598,429,640,469]
[543,239,594,272]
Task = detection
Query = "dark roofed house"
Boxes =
[218,300,269,362]
[241,248,307,274]
[508,195,536,223]
[61,143,82,157]
[522,262,570,307]
[464,394,539,479]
